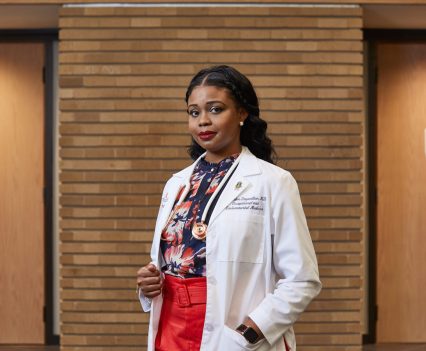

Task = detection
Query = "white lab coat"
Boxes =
[139,146,321,351]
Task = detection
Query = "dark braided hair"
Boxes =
[185,65,277,164]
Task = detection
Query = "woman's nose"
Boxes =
[198,111,211,126]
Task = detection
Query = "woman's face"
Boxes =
[187,85,247,163]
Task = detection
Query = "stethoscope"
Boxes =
[161,153,242,241]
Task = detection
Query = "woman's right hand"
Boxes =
[136,263,163,298]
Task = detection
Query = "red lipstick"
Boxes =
[198,131,217,141]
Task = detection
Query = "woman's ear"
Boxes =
[238,107,248,124]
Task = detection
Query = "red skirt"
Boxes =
[155,274,207,351]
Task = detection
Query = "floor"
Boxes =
[363,345,426,351]
[1,345,426,351]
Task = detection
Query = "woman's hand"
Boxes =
[136,263,163,298]
[237,317,265,343]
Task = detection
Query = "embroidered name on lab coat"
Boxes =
[226,196,266,212]
[160,193,168,208]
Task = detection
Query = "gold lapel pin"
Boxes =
[235,181,242,190]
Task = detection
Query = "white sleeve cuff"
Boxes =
[138,288,152,312]
[248,302,280,346]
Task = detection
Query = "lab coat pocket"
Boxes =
[215,214,265,263]
[222,325,267,351]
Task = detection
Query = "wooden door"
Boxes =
[0,43,45,343]
[376,43,426,342]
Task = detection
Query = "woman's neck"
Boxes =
[204,147,242,163]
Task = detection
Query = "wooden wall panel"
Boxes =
[0,42,45,344]
[0,0,424,4]
[59,6,364,350]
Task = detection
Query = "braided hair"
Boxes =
[185,65,277,164]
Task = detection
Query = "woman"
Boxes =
[137,65,321,351]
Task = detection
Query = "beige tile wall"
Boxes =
[59,6,364,350]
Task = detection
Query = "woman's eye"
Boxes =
[188,109,199,117]
[210,106,223,114]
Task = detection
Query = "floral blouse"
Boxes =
[160,154,238,278]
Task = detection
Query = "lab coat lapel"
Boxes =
[208,147,261,225]
[208,174,250,224]
[152,156,204,267]
[155,152,206,234]
[152,179,183,267]
[154,182,182,235]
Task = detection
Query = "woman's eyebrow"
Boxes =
[205,100,224,105]
[188,100,225,108]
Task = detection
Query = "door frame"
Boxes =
[363,29,426,344]
[0,29,59,345]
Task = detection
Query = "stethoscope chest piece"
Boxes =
[192,222,207,240]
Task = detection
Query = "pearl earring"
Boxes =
[239,121,244,127]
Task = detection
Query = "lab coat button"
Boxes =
[205,324,214,332]
[209,276,217,285]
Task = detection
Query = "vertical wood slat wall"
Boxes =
[58,6,364,351]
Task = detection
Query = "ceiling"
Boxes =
[0,4,426,30]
